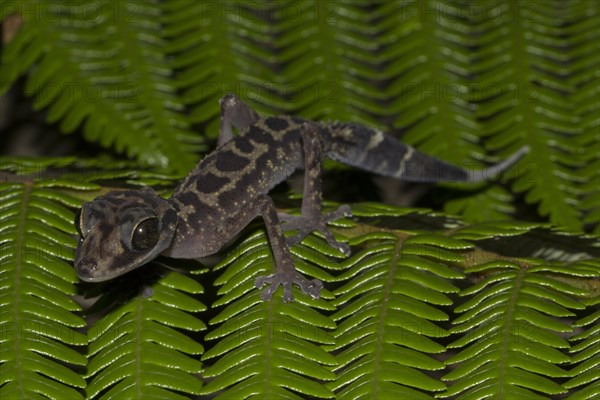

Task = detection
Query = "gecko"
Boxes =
[74,94,529,302]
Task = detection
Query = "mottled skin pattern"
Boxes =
[75,95,529,302]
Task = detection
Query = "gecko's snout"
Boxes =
[76,258,97,281]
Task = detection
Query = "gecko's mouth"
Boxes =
[75,257,140,282]
[75,258,101,282]
[74,241,135,282]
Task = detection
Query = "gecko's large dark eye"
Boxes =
[74,208,83,237]
[131,218,159,251]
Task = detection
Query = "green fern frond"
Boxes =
[326,229,465,398]
[2,1,599,398]
[440,258,593,399]
[0,179,87,399]
[1,1,204,174]
[444,185,516,222]
[565,299,600,400]
[3,0,598,231]
[200,230,339,399]
[470,1,599,231]
[0,158,208,399]
[580,107,600,234]
[1,157,598,399]
[84,270,205,399]
[381,0,527,223]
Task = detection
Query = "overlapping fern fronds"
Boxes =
[442,260,591,398]
[0,164,88,399]
[1,1,599,399]
[0,159,598,399]
[200,202,598,399]
[199,230,340,399]
[327,232,463,398]
[0,159,206,399]
[85,271,205,399]
[2,0,598,232]
[566,304,600,399]
[1,0,204,174]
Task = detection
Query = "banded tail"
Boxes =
[320,122,529,183]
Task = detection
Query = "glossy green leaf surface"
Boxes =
[1,1,599,398]
[0,180,87,399]
[2,0,597,231]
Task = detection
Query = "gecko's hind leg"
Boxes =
[279,123,352,255]
[218,94,260,146]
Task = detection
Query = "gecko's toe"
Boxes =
[254,274,271,288]
[282,287,295,302]
[318,227,351,256]
[261,286,278,301]
[297,278,323,299]
[335,242,351,256]
[255,275,278,301]
[324,204,352,222]
[142,286,155,298]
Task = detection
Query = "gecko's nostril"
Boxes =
[76,259,97,278]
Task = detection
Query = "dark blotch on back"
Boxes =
[196,173,231,194]
[178,192,198,206]
[215,150,250,172]
[234,136,254,153]
[247,126,275,145]
[264,117,289,131]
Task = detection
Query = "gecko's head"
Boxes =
[74,187,178,282]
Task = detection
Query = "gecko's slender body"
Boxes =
[75,95,529,301]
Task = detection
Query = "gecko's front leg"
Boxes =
[254,194,323,302]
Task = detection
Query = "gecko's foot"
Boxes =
[280,205,352,256]
[255,271,324,302]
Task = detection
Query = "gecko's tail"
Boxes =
[320,122,529,183]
